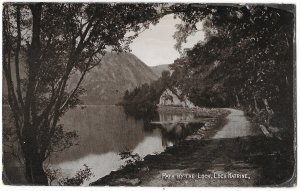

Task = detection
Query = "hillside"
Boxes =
[151,64,170,77]
[3,52,159,105]
[70,52,159,105]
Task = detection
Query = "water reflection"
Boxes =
[41,106,202,185]
[158,111,195,122]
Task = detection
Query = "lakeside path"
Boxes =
[212,108,262,139]
[91,108,294,186]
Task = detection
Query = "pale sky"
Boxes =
[130,14,205,66]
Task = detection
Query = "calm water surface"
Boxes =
[47,105,201,185]
[3,105,201,185]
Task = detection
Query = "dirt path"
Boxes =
[91,109,294,186]
[141,109,264,186]
[212,109,262,139]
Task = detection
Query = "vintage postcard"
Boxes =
[1,2,296,187]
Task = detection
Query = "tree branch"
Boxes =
[59,65,88,112]
[15,5,25,110]
[3,54,23,144]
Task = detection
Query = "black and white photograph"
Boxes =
[1,2,297,187]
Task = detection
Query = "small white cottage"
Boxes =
[158,88,195,108]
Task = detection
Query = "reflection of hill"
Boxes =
[51,106,146,164]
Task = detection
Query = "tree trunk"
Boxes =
[263,98,273,128]
[22,121,48,185]
[254,95,259,112]
[24,152,48,185]
[234,88,240,107]
[22,4,47,185]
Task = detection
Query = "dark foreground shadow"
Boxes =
[91,135,295,187]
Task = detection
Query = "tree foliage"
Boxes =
[124,5,295,138]
[3,3,295,185]
[123,77,168,119]
[3,3,161,185]
[172,5,295,135]
[45,164,93,186]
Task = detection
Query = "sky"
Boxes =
[130,14,205,67]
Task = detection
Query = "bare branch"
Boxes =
[59,66,88,112]
[3,58,23,144]
[15,5,25,110]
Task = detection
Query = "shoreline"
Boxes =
[90,107,230,186]
[90,107,295,187]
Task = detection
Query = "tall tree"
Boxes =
[172,5,295,131]
[3,3,160,185]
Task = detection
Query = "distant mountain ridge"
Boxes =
[151,64,170,77]
[70,52,159,105]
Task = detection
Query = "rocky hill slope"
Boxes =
[71,52,159,105]
[3,52,159,105]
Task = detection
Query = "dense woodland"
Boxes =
[123,5,295,143]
